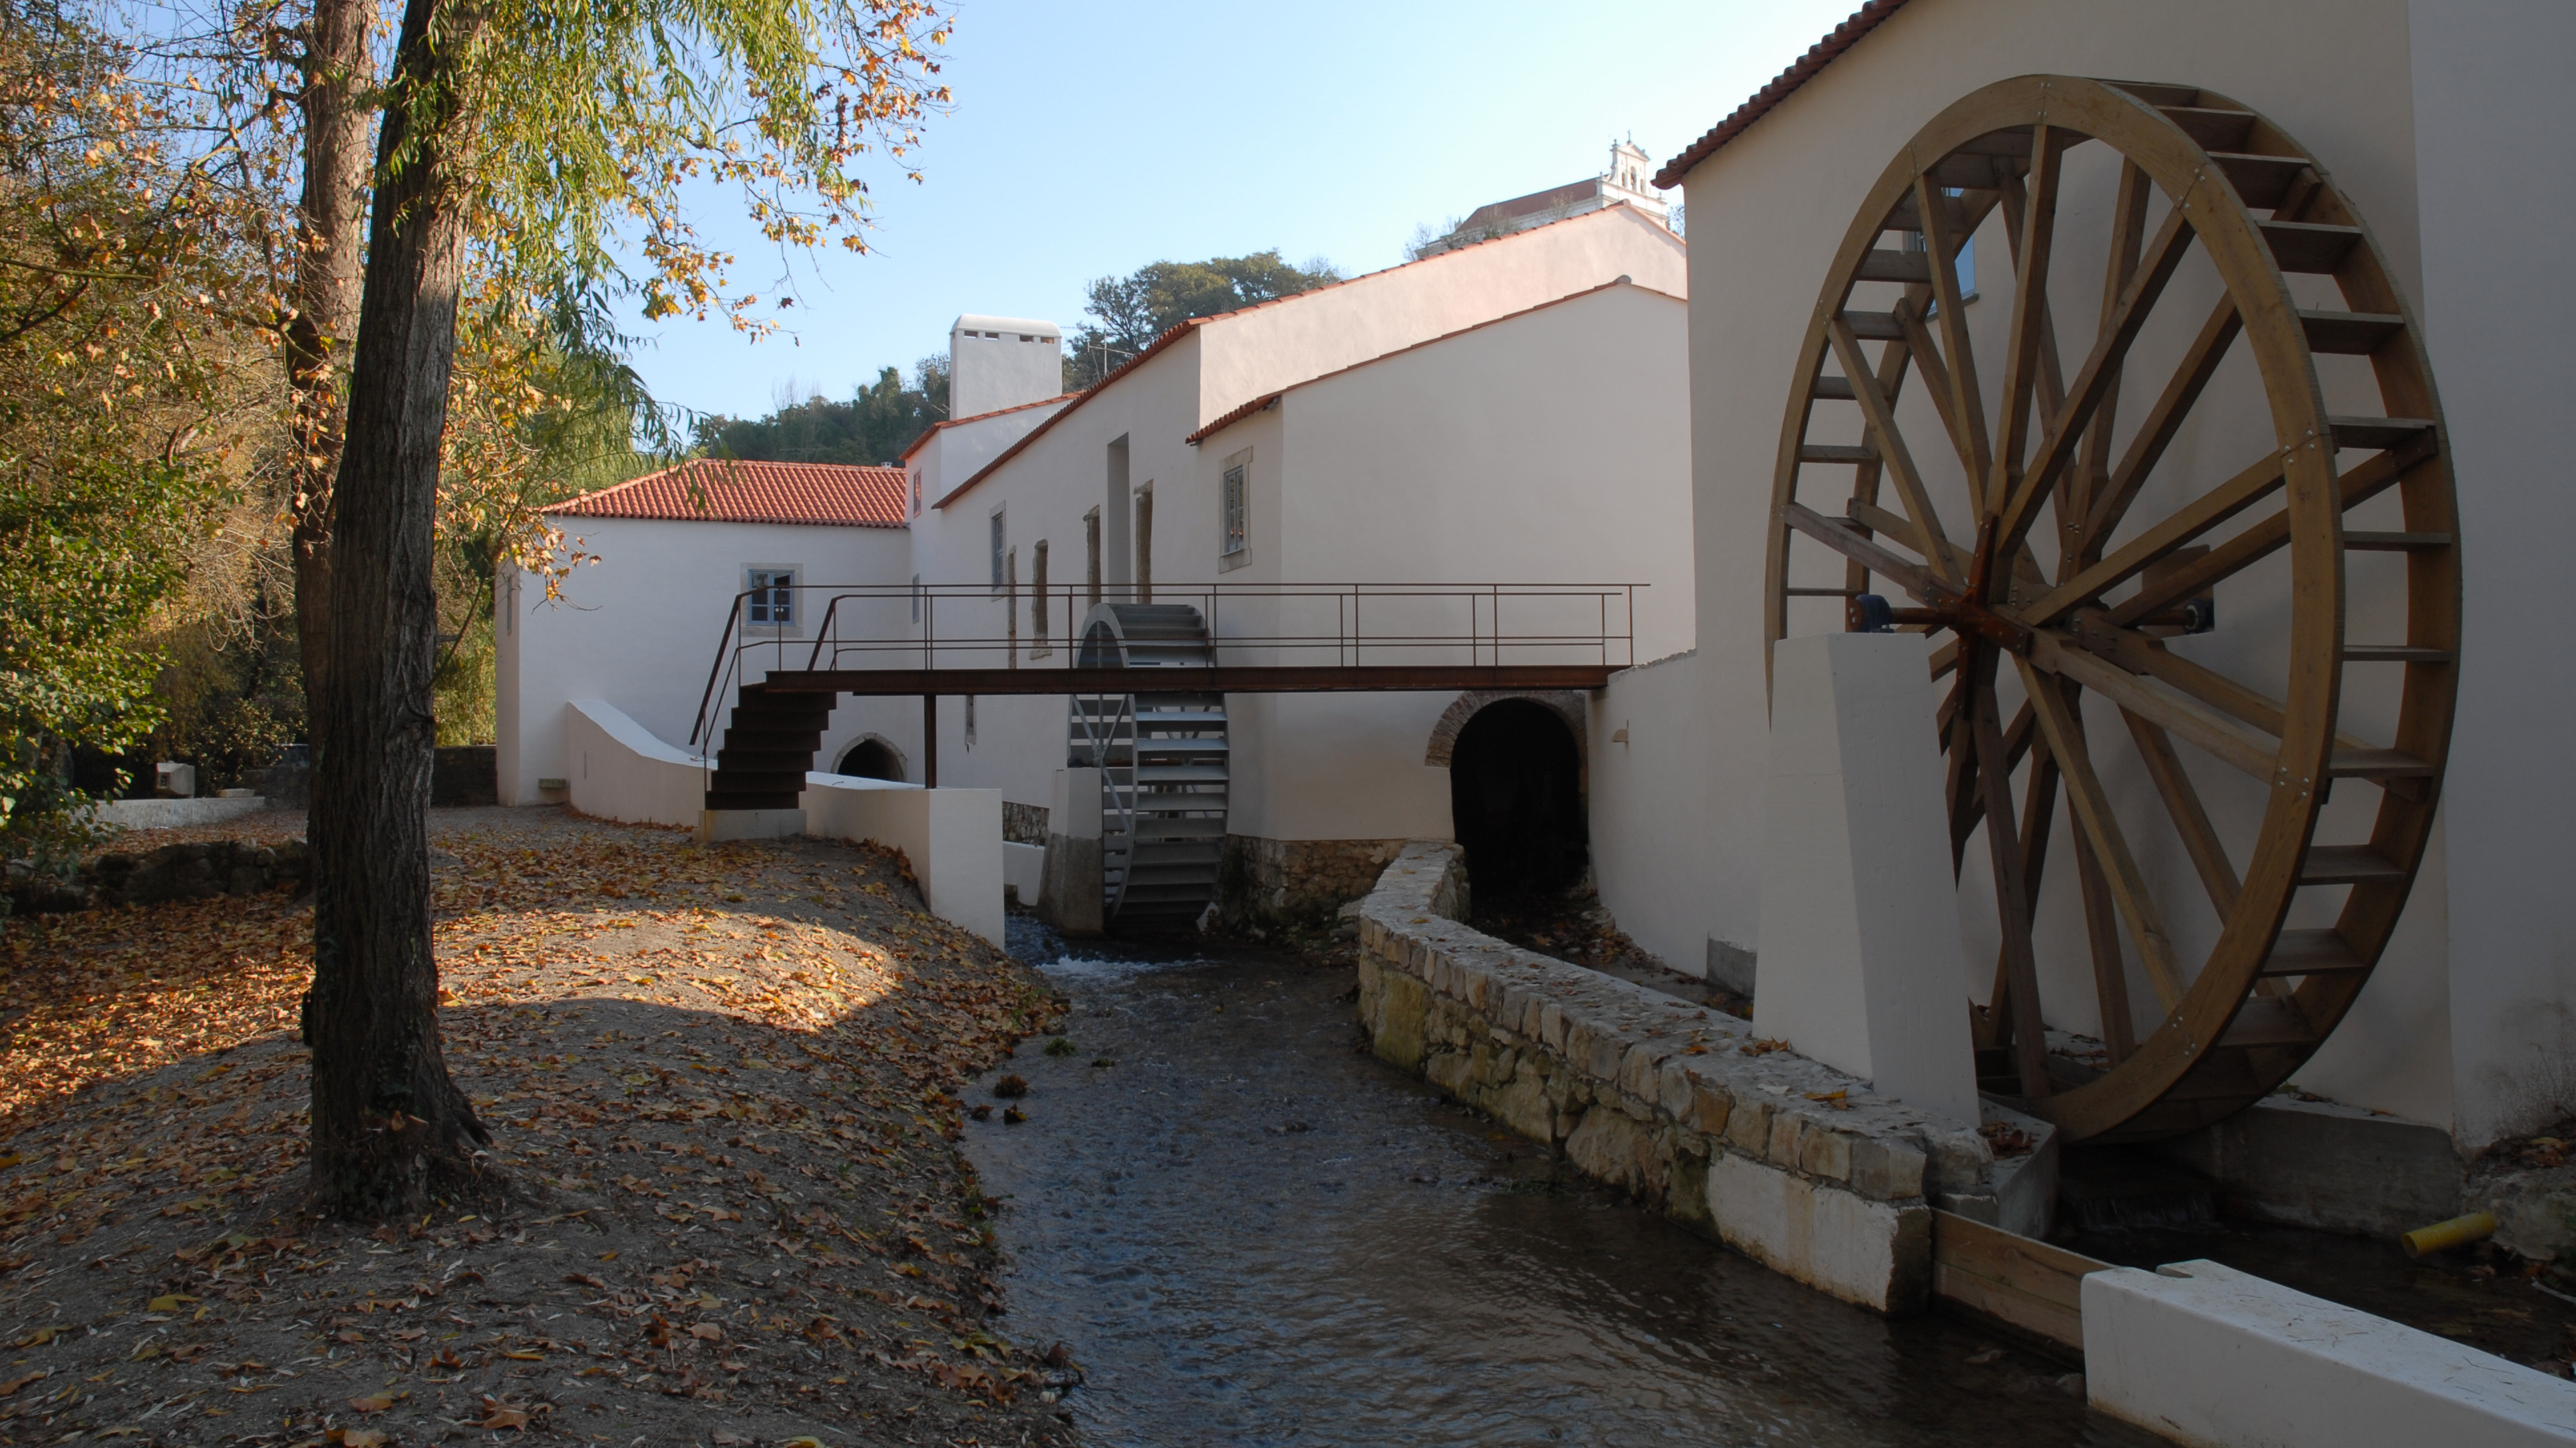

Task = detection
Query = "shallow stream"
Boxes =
[961,924,2164,1447]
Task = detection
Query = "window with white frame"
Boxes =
[1220,449,1250,568]
[745,568,796,628]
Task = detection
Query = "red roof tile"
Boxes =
[1653,0,1915,188]
[553,459,908,529]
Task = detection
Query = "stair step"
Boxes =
[2344,530,2453,551]
[2301,309,2406,355]
[2207,150,2309,209]
[1855,249,1933,283]
[2327,416,2436,451]
[2158,105,2255,150]
[2328,746,2436,779]
[2220,998,2316,1049]
[2299,846,2406,886]
[2342,643,2453,663]
[2258,219,2362,273]
[2261,928,2368,976]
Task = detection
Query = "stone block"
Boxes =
[1768,1109,1807,1169]
[1486,1073,1555,1144]
[1726,1096,1774,1157]
[2151,1095,2464,1238]
[1690,1082,1734,1139]
[2083,1260,2576,1447]
[1848,1136,1926,1202]
[1373,973,1429,1073]
[1704,1153,1932,1313]
[1802,1126,1853,1183]
[1425,1049,1474,1099]
[1566,1106,1667,1200]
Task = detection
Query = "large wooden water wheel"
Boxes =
[1762,77,2458,1143]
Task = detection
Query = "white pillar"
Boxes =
[1752,632,1981,1126]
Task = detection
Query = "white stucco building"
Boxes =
[498,202,1692,918]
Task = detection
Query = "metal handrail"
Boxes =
[693,580,1645,758]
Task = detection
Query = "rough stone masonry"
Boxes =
[1356,841,2046,1312]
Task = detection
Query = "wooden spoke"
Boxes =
[2084,295,2243,553]
[2068,160,2156,562]
[1971,669,2051,1097]
[2025,450,2287,626]
[2016,655,2188,1010]
[1766,77,2458,1143]
[1782,502,1951,604]
[1986,122,2064,524]
[1828,317,1961,586]
[1997,202,2199,560]
[2108,437,2436,628]
[2120,709,2241,916]
[1915,174,1993,490]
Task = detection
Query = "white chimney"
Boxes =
[949,314,1063,420]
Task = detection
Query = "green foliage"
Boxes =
[140,614,305,795]
[691,355,949,464]
[1064,251,1341,391]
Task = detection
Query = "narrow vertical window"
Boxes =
[1135,484,1154,604]
[1083,507,1102,608]
[909,573,922,624]
[965,694,977,747]
[989,508,1006,593]
[1005,546,1019,668]
[1031,540,1050,658]
[1220,450,1251,568]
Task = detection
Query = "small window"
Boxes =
[910,573,922,624]
[964,694,977,748]
[1220,451,1250,568]
[989,508,1006,593]
[746,568,795,627]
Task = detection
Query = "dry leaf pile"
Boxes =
[0,807,1076,1446]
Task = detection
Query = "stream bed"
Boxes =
[962,924,2166,1447]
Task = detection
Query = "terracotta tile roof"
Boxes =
[896,392,1079,462]
[1654,0,1915,188]
[552,459,909,529]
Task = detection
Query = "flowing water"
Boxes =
[963,924,2166,1447]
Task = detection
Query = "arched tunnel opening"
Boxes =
[834,738,905,782]
[1448,699,1587,910]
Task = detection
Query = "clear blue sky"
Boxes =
[626,0,1860,428]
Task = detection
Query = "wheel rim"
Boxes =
[1762,77,2460,1143]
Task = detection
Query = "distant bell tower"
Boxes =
[1604,138,1656,202]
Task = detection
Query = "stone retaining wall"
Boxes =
[6,839,311,916]
[1357,840,2026,1313]
[1221,835,1407,926]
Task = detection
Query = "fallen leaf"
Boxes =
[0,1369,47,1396]
[689,1322,724,1342]
[349,1392,395,1411]
[329,1430,388,1447]
[144,1294,198,1312]
[14,1326,66,1347]
[478,1404,530,1429]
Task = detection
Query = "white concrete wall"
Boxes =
[2408,0,2576,1141]
[949,314,1062,420]
[1667,0,2513,1131]
[803,773,1005,947]
[2084,1260,2576,1447]
[1589,650,1716,978]
[564,699,706,829]
[497,516,915,809]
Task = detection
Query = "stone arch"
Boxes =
[1424,690,1587,767]
[832,733,907,783]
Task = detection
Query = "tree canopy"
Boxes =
[1065,250,1339,389]
[691,356,949,465]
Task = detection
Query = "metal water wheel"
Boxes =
[1762,77,2458,1143]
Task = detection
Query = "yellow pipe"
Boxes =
[2400,1210,2496,1259]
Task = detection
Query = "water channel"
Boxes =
[962,922,2167,1447]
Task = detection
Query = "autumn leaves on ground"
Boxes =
[0,808,1076,1446]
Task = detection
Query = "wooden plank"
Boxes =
[1841,311,1907,341]
[2108,441,2434,627]
[2263,928,2366,976]
[1931,1210,2110,1353]
[2342,644,2453,664]
[1810,374,1857,401]
[2207,150,2308,209]
[2299,844,2406,885]
[1799,443,1878,465]
[2028,449,2286,628]
[2328,416,2436,451]
[2072,820,2136,1063]
[2071,159,2155,568]
[2016,655,2190,1009]
[2300,309,2406,354]
[1987,122,2065,521]
[2328,746,2437,779]
[1829,317,1962,587]
[2344,530,2452,551]
[2158,106,2255,150]
[1855,248,1934,283]
[2258,219,2362,273]
[1973,676,2052,1097]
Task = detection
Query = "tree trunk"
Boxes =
[304,0,490,1217]
[285,0,374,704]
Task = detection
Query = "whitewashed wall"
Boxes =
[496,516,915,805]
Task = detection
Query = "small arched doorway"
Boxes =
[1448,699,1586,904]
[834,737,905,783]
